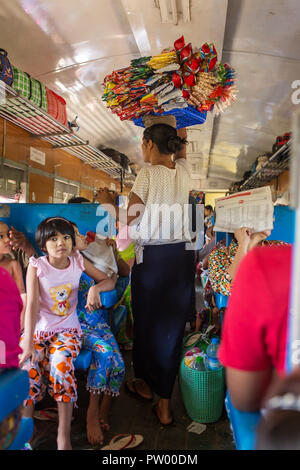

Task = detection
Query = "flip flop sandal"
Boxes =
[125,379,153,401]
[34,408,75,422]
[101,434,144,450]
[33,409,58,422]
[152,404,175,427]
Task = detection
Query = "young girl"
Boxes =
[19,217,113,450]
[0,221,26,326]
[72,224,125,446]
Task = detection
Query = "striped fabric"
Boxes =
[46,87,67,125]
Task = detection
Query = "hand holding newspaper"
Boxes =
[214,186,274,233]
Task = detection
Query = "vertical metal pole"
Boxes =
[286,108,300,372]
[1,119,6,180]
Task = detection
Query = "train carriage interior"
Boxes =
[0,0,300,452]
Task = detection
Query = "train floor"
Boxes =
[31,349,235,451]
[30,281,235,450]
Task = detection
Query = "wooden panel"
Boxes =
[0,117,128,199]
[29,173,54,203]
[80,187,94,201]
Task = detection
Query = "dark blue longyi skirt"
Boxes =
[131,242,195,399]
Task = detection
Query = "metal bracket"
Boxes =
[52,140,89,149]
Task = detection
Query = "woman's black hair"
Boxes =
[143,124,187,155]
[35,217,76,253]
[204,205,213,212]
[68,196,90,204]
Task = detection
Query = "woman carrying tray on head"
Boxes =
[98,115,195,426]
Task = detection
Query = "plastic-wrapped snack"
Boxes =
[162,98,188,111]
[156,83,175,99]
[157,88,182,106]
[154,63,181,73]
[152,81,172,96]
[147,51,178,70]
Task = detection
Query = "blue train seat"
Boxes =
[225,392,260,450]
[74,289,118,370]
[0,369,34,450]
[214,292,228,310]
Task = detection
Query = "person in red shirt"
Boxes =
[218,244,292,412]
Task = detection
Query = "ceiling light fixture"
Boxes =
[157,0,190,24]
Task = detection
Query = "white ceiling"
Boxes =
[0,0,299,190]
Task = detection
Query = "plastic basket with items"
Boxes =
[180,332,225,423]
[102,36,237,129]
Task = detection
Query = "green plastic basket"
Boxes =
[179,359,225,423]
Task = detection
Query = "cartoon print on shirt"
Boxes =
[49,283,72,316]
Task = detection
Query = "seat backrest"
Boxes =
[0,369,30,422]
[0,203,116,254]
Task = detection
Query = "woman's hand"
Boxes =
[248,230,271,251]
[97,188,117,206]
[9,226,36,257]
[234,227,252,249]
[106,237,118,255]
[85,285,102,312]
[19,343,36,368]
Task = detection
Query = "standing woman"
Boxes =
[98,118,194,425]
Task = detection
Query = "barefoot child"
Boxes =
[0,221,26,326]
[72,224,125,446]
[19,217,113,450]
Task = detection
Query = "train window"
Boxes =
[53,179,80,203]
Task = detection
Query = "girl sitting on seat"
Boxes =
[19,217,113,450]
[72,224,125,446]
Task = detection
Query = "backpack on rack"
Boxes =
[11,66,47,112]
[0,49,13,86]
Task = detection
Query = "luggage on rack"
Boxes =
[46,87,68,126]
[0,49,13,86]
[11,66,47,112]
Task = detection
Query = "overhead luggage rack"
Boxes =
[0,82,134,183]
[238,141,291,191]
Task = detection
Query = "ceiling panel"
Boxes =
[0,0,299,191]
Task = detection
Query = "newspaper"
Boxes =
[214,186,274,233]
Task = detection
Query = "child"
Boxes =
[72,224,125,446]
[0,221,26,327]
[19,217,113,450]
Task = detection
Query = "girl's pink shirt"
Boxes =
[30,250,84,336]
[0,267,22,369]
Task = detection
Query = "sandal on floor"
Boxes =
[152,404,175,427]
[101,433,144,450]
[125,379,153,401]
[33,408,75,422]
[33,409,58,422]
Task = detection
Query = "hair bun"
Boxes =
[167,135,185,154]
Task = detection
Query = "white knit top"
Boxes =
[129,159,191,252]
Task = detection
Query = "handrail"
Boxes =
[237,140,291,191]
